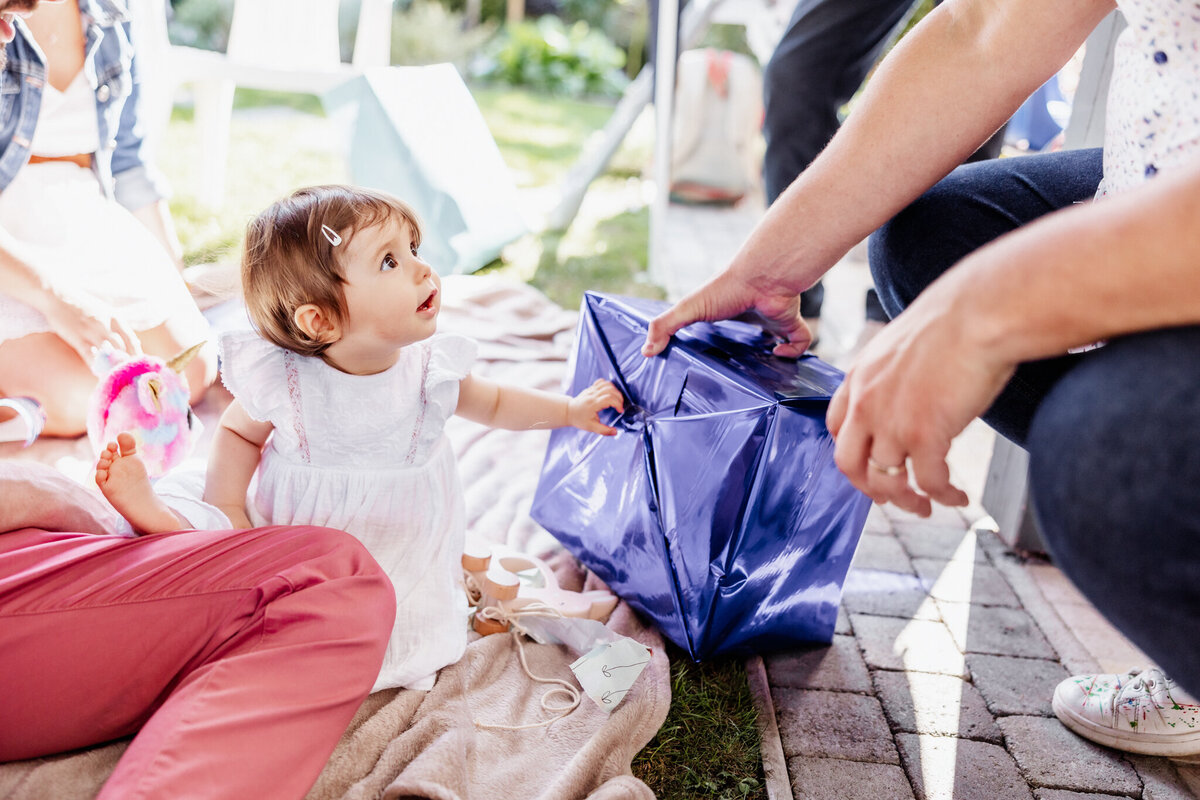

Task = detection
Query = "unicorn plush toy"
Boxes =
[87,342,206,480]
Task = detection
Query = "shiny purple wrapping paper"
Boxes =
[531,292,872,661]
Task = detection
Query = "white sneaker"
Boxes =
[1053,668,1200,759]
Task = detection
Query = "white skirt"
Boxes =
[0,161,199,344]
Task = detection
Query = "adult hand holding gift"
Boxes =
[640,258,816,360]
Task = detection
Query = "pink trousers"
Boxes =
[0,525,395,800]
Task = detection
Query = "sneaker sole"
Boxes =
[1053,683,1200,759]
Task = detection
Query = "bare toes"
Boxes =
[116,432,137,457]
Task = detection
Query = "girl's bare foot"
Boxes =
[95,433,186,535]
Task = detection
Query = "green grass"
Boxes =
[472,86,662,309]
[159,86,761,798]
[523,199,654,312]
[634,644,766,799]
[471,86,618,188]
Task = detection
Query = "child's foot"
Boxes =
[95,433,185,535]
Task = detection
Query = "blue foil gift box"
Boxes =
[531,292,872,661]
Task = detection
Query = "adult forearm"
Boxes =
[739,0,1116,292]
[947,158,1200,364]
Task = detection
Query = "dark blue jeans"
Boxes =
[870,148,1200,692]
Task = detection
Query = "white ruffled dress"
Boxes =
[218,329,477,692]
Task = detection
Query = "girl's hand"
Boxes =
[568,379,625,436]
[41,291,141,364]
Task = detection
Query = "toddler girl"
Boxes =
[95,185,624,692]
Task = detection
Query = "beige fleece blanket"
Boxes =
[0,276,671,800]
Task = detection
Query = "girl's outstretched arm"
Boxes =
[204,399,274,529]
[456,375,624,435]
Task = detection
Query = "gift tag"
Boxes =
[569,637,652,713]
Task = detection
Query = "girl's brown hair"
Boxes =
[241,185,422,357]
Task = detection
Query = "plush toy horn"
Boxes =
[138,374,164,413]
[166,341,206,374]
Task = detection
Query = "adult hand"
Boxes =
[41,290,141,365]
[642,270,813,358]
[825,279,1015,516]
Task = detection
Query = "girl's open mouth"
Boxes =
[417,288,438,313]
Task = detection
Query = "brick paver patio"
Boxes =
[750,503,1200,800]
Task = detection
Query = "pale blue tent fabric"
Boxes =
[326,66,528,274]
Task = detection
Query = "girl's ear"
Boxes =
[293,304,341,344]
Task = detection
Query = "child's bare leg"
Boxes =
[95,433,189,535]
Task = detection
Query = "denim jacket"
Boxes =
[0,0,167,210]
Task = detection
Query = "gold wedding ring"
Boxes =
[868,457,905,477]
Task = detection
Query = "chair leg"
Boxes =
[192,78,236,210]
[352,0,394,69]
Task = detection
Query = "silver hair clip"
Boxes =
[321,224,342,246]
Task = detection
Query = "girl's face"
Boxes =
[334,214,441,368]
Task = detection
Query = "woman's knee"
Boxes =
[267,526,396,633]
[868,187,955,319]
[0,335,94,436]
[37,386,92,436]
[871,154,1090,319]
[311,529,395,651]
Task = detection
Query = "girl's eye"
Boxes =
[381,254,397,272]
[410,243,419,257]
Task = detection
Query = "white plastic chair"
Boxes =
[132,0,396,209]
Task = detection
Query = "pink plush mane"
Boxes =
[86,345,204,480]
